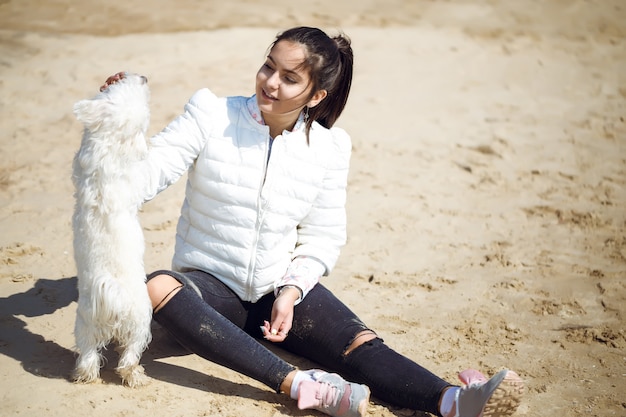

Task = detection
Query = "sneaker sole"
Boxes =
[357,385,371,417]
[480,370,524,417]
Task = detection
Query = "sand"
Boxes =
[0,1,625,416]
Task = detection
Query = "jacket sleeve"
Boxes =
[140,88,218,201]
[274,255,326,304]
[292,127,351,275]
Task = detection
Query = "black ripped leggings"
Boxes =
[148,269,449,415]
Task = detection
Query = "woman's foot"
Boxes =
[297,371,370,417]
[446,369,524,417]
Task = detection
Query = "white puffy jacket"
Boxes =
[142,88,351,302]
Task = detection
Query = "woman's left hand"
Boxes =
[261,287,299,342]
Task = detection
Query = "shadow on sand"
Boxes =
[0,276,426,416]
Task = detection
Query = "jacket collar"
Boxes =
[246,95,306,136]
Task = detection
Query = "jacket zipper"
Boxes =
[245,134,273,300]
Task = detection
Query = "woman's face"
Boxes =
[256,40,322,119]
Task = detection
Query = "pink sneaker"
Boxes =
[452,369,524,417]
[297,372,370,417]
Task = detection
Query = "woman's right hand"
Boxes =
[99,71,126,92]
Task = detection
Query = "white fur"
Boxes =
[71,73,152,387]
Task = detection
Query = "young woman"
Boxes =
[100,27,524,417]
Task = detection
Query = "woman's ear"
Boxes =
[307,89,328,108]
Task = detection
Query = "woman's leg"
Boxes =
[270,283,450,415]
[146,270,295,392]
[271,284,524,417]
[146,270,371,417]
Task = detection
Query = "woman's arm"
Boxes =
[265,128,351,342]
[140,88,219,201]
[291,127,352,276]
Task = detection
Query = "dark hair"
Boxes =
[271,26,353,137]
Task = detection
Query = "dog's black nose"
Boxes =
[141,75,148,84]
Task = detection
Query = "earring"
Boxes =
[304,106,309,123]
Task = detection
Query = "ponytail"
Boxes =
[309,34,353,132]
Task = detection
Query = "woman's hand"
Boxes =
[261,287,300,343]
[99,71,126,92]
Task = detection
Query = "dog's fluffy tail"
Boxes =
[81,270,152,340]
[90,273,128,324]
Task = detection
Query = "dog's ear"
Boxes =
[73,99,107,131]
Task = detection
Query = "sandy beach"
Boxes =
[1,1,625,416]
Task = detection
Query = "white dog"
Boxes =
[71,73,152,387]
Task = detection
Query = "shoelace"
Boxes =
[316,381,341,409]
[452,370,488,417]
[459,369,488,387]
